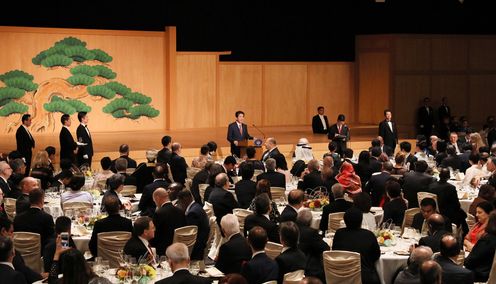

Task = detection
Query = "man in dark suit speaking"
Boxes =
[227,111,252,157]
[328,114,350,156]
[15,114,35,175]
[76,112,93,168]
[59,114,77,164]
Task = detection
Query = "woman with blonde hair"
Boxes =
[30,150,54,189]
[470,132,486,154]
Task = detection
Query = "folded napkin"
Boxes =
[72,225,90,236]
[205,266,224,278]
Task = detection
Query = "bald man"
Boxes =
[151,188,186,256]
[395,246,433,284]
[15,177,39,215]
[435,234,473,283]
[261,138,280,162]
[419,214,450,253]
[420,260,442,284]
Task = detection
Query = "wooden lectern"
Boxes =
[238,140,263,160]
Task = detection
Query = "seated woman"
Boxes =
[391,153,407,176]
[248,179,280,222]
[206,141,218,162]
[464,201,493,252]
[293,138,314,163]
[274,153,291,184]
[30,150,54,190]
[353,192,376,231]
[92,157,114,190]
[191,144,209,169]
[239,146,265,172]
[336,161,362,197]
[61,174,93,206]
[465,211,496,282]
[468,184,495,217]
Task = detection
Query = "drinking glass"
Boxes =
[189,261,200,275]
[100,260,110,276]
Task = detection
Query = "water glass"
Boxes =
[189,261,200,275]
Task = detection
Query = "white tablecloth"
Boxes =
[376,238,413,284]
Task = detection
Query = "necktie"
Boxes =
[85,125,91,138]
[239,124,243,135]
[338,125,342,134]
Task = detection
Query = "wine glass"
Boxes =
[160,256,170,272]
[189,261,200,275]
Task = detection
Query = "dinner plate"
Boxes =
[394,250,410,256]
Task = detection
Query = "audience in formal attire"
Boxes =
[0,236,28,284]
[353,192,377,231]
[419,260,442,284]
[92,157,114,190]
[274,153,292,184]
[7,158,26,194]
[298,159,324,193]
[139,165,170,216]
[61,174,93,205]
[101,174,131,212]
[110,144,137,173]
[412,198,452,235]
[248,179,280,222]
[463,153,485,186]
[234,163,257,209]
[241,226,279,284]
[320,183,353,233]
[245,194,280,243]
[191,161,214,204]
[275,221,306,283]
[42,216,77,274]
[239,146,265,172]
[392,153,408,176]
[336,161,362,196]
[191,144,210,169]
[15,177,39,215]
[221,156,238,184]
[0,161,13,198]
[394,246,433,284]
[434,234,474,284]
[383,179,407,226]
[114,158,137,186]
[208,173,239,228]
[418,214,450,253]
[215,214,252,274]
[169,142,189,185]
[465,211,496,282]
[365,161,393,207]
[29,150,54,190]
[280,189,304,222]
[355,150,373,187]
[203,164,224,202]
[468,184,495,217]
[400,141,418,172]
[124,216,156,263]
[157,135,172,165]
[293,138,314,163]
[257,158,286,188]
[402,160,434,208]
[261,138,281,162]
[464,201,493,252]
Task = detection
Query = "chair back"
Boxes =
[261,281,277,284]
[417,192,439,211]
[270,187,286,202]
[233,208,253,236]
[166,163,174,182]
[199,183,209,202]
[265,241,283,260]
[203,216,217,261]
[184,178,193,191]
[328,212,345,233]
[126,168,136,175]
[203,201,213,219]
[4,197,16,220]
[486,251,496,284]
[63,201,93,213]
[121,185,137,197]
[173,225,198,256]
[466,213,476,230]
[97,231,132,268]
[96,179,108,190]
[401,208,421,235]
[13,232,42,273]
[283,269,305,284]
[253,170,264,182]
[187,167,202,179]
[323,250,361,284]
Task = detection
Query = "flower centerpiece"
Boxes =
[303,187,330,211]
[116,267,131,282]
[375,229,396,247]
[138,264,156,283]
[304,197,329,211]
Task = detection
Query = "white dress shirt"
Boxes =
[319,115,327,130]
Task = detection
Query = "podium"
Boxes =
[238,140,263,160]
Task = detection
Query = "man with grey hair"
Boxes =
[256,158,286,188]
[215,214,252,274]
[261,137,280,162]
[156,243,211,284]
[114,157,137,186]
[7,159,25,195]
[298,159,324,193]
[394,246,433,284]
[15,177,39,215]
[169,142,188,184]
[208,173,238,227]
[319,183,353,233]
[0,161,13,196]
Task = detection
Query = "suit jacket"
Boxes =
[298,224,329,280]
[234,179,257,209]
[111,155,138,173]
[419,229,449,253]
[139,179,170,216]
[15,194,30,215]
[59,126,77,163]
[298,170,324,193]
[438,105,451,121]
[428,181,465,225]
[215,233,252,274]
[401,171,434,208]
[244,214,279,243]
[241,252,279,284]
[328,123,350,155]
[435,255,473,284]
[208,187,238,227]
[227,122,252,157]
[382,144,394,157]
[185,202,210,260]
[276,247,306,283]
[261,147,281,162]
[88,213,133,257]
[191,168,209,204]
[169,152,188,184]
[365,171,391,207]
[13,207,55,253]
[279,205,298,223]
[378,120,398,151]
[13,248,42,283]
[417,106,435,132]
[464,233,496,282]
[152,202,186,256]
[76,124,93,165]
[157,147,172,165]
[312,114,329,134]
[440,155,462,171]
[0,177,12,197]
[16,125,35,167]
[412,213,452,234]
[405,153,418,172]
[156,269,212,284]
[320,198,353,233]
[256,170,286,188]
[0,263,27,284]
[383,198,407,226]
[332,228,381,284]
[123,235,150,261]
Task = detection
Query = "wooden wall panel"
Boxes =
[307,64,354,123]
[469,39,496,70]
[394,38,431,71]
[173,54,217,129]
[394,75,430,126]
[218,64,263,127]
[430,75,468,117]
[469,75,496,124]
[358,52,390,124]
[263,65,307,126]
[431,38,468,71]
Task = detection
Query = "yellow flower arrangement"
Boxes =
[140,264,156,279]
[375,229,396,247]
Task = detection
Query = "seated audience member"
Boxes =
[101,174,131,212]
[464,201,493,252]
[239,146,265,172]
[394,246,433,284]
[151,188,186,256]
[412,198,451,235]
[221,156,238,184]
[114,158,137,186]
[418,214,450,253]
[293,138,314,163]
[440,145,462,171]
[244,194,279,243]
[60,174,93,205]
[419,260,442,284]
[336,161,362,196]
[89,195,133,257]
[392,153,408,176]
[157,135,172,165]
[191,161,214,204]
[139,165,170,216]
[463,153,485,187]
[465,211,496,282]
[468,184,495,217]
[203,164,224,202]
[208,173,239,228]
[321,161,338,193]
[298,159,324,193]
[92,157,114,189]
[273,153,291,184]
[434,234,473,283]
[332,208,381,284]
[169,143,188,184]
[280,189,304,222]
[402,160,434,209]
[382,180,407,226]
[256,158,286,188]
[241,226,279,284]
[43,216,76,273]
[176,189,210,261]
[234,163,257,209]
[111,144,137,173]
[191,144,210,169]
[0,217,43,283]
[275,221,306,283]
[206,141,218,161]
[215,214,252,274]
[219,274,249,284]
[296,209,329,282]
[124,216,156,263]
[353,192,376,231]
[355,151,372,187]
[30,151,54,190]
[51,170,73,191]
[248,179,280,222]
[167,182,183,204]
[133,149,160,193]
[15,177,39,215]
[13,189,55,252]
[320,183,353,233]
[0,236,27,283]
[0,161,13,198]
[365,161,393,207]
[156,243,211,284]
[7,158,25,194]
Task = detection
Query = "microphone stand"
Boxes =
[252,124,266,139]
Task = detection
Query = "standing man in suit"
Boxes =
[417,97,436,138]
[328,114,349,156]
[0,236,27,284]
[157,135,172,165]
[241,226,279,284]
[169,143,188,185]
[312,106,329,134]
[438,97,451,125]
[76,112,93,168]
[15,114,35,176]
[227,111,252,158]
[59,114,77,164]
[261,138,280,162]
[378,109,398,153]
[123,216,156,263]
[435,234,474,283]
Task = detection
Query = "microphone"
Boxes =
[252,124,266,139]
